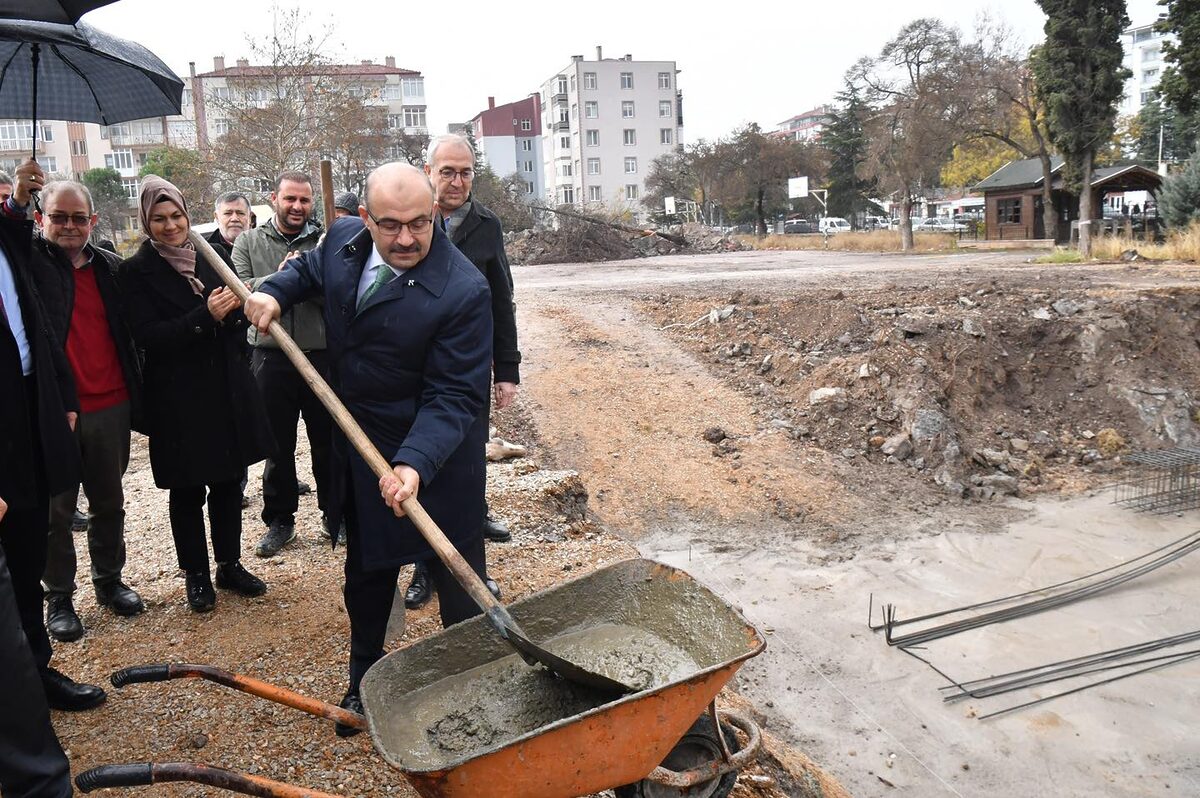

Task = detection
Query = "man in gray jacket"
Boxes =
[233,171,336,556]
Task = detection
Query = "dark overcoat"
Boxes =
[118,239,273,489]
[450,200,521,384]
[0,216,81,507]
[258,218,492,570]
[30,236,144,430]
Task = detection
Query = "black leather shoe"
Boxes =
[186,571,216,612]
[216,561,268,597]
[255,520,296,557]
[335,689,364,737]
[42,667,106,711]
[297,480,313,496]
[71,510,89,533]
[482,514,512,543]
[321,514,347,546]
[95,580,145,617]
[485,577,501,600]
[46,595,84,642]
[404,562,432,609]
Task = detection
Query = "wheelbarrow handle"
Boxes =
[110,663,367,732]
[77,762,343,797]
[190,231,508,624]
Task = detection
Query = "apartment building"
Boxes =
[467,94,543,200]
[0,54,427,238]
[1120,21,1177,116]
[772,106,833,143]
[538,47,683,221]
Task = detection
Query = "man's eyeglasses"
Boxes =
[365,207,433,236]
[47,213,92,227]
[437,168,474,183]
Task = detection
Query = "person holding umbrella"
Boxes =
[118,176,273,612]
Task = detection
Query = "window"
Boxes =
[558,107,569,124]
[583,72,597,89]
[1142,47,1160,62]
[571,103,578,119]
[1140,90,1155,104]
[70,139,87,156]
[625,184,639,200]
[168,120,196,142]
[526,181,535,195]
[381,85,402,100]
[569,74,576,91]
[556,76,568,94]
[622,101,635,118]
[387,114,403,129]
[587,158,601,175]
[104,150,133,170]
[660,100,673,117]
[658,72,671,89]
[404,107,427,127]
[997,198,1021,224]
[660,128,673,145]
[39,125,53,142]
[41,156,57,173]
[521,139,533,151]
[521,118,532,131]
[211,86,231,101]
[1143,68,1159,81]
[624,157,638,173]
[560,162,573,177]
[0,120,32,148]
[402,77,424,98]
[589,185,603,201]
[121,178,138,199]
[623,129,636,145]
[211,118,231,136]
[560,186,575,204]
[586,129,599,146]
[559,134,570,149]
[518,160,529,172]
[620,72,634,89]
[585,101,598,118]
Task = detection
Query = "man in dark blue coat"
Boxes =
[244,162,493,736]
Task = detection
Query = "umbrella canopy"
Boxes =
[0,1,120,25]
[0,19,183,126]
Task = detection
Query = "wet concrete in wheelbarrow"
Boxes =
[378,623,700,770]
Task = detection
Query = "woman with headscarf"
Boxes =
[118,175,274,612]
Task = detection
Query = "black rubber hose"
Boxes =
[111,664,172,688]
[76,764,154,792]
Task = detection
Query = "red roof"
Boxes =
[470,95,541,137]
[198,64,420,78]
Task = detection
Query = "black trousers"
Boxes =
[168,479,243,573]
[252,348,333,526]
[343,495,486,692]
[0,543,71,798]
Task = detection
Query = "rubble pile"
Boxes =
[644,284,1200,500]
[505,221,748,265]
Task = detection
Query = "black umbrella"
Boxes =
[0,19,184,166]
[0,1,119,25]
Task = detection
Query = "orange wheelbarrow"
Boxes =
[77,558,766,798]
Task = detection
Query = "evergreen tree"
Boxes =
[1132,98,1185,165]
[1157,0,1200,148]
[824,82,878,222]
[1159,144,1200,228]
[1032,0,1131,257]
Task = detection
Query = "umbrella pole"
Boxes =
[30,43,39,163]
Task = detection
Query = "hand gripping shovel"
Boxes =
[192,231,631,695]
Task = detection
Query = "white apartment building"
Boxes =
[1120,21,1177,116]
[539,47,683,222]
[0,55,427,238]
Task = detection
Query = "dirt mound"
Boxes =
[506,220,748,265]
[642,283,1200,499]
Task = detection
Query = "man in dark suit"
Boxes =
[0,161,106,716]
[207,191,252,253]
[244,162,493,737]
[404,133,522,609]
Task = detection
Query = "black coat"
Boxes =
[29,236,144,430]
[451,201,521,384]
[259,219,492,569]
[118,239,273,489]
[0,216,81,508]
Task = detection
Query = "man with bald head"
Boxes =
[244,162,493,735]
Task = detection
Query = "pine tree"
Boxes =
[824,82,877,222]
[1157,0,1200,148]
[1159,145,1200,228]
[1032,0,1131,257]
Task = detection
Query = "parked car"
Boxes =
[783,219,817,234]
[914,217,967,233]
[818,217,852,234]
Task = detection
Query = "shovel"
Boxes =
[191,231,631,695]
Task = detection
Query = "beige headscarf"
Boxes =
[139,175,203,296]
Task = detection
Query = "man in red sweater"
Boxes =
[27,175,144,642]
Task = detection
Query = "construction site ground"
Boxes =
[51,248,1199,797]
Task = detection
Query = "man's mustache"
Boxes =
[390,243,421,254]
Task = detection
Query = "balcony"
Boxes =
[553,92,569,105]
[106,131,164,147]
[553,120,571,132]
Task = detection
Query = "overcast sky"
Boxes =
[86,0,1163,142]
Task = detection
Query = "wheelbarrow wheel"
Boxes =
[614,713,742,798]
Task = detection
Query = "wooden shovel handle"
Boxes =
[190,232,501,614]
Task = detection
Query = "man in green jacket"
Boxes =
[232,171,337,556]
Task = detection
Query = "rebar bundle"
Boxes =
[1114,447,1200,513]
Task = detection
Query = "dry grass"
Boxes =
[741,230,959,253]
[1090,221,1200,262]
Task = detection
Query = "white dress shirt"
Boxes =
[0,243,33,375]
[356,244,401,306]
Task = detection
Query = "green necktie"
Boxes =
[357,264,391,311]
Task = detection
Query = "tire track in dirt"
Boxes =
[520,293,858,544]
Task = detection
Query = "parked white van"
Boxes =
[818,217,852,234]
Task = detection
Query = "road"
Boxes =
[513,248,1200,798]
